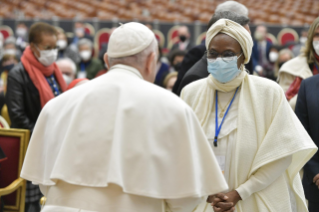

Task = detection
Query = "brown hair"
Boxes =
[301,17,319,64]
[1,54,18,64]
[29,22,57,44]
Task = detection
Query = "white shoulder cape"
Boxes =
[181,74,317,211]
[21,65,228,199]
[278,55,313,80]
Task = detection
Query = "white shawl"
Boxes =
[21,64,228,200]
[181,74,317,211]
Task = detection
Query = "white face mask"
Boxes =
[269,52,279,63]
[36,46,58,66]
[300,37,307,45]
[63,74,73,85]
[57,40,67,50]
[313,41,319,55]
[16,28,27,37]
[80,50,92,61]
[3,49,16,56]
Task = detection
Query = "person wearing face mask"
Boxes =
[76,38,104,80]
[71,21,93,46]
[56,58,77,86]
[56,31,80,64]
[3,36,22,60]
[176,11,251,96]
[251,25,272,75]
[181,18,317,212]
[278,17,319,110]
[6,22,67,212]
[169,50,186,72]
[15,22,29,52]
[20,22,227,212]
[292,28,309,57]
[170,25,194,51]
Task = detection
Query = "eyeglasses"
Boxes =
[36,44,59,51]
[206,50,243,62]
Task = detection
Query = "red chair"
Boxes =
[266,33,278,44]
[153,29,165,48]
[0,129,30,212]
[167,25,180,49]
[196,32,206,45]
[94,28,111,58]
[0,26,14,40]
[277,28,299,45]
[84,23,95,36]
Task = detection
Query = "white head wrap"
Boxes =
[205,18,253,64]
[107,22,155,58]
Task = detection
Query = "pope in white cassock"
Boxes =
[181,19,318,212]
[20,22,228,212]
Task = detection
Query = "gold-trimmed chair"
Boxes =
[0,26,14,40]
[277,28,299,46]
[196,32,206,45]
[0,129,30,212]
[167,25,180,49]
[153,29,165,48]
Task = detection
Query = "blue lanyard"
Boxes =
[46,74,60,96]
[80,63,86,72]
[214,87,239,147]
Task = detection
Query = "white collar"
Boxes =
[109,64,143,79]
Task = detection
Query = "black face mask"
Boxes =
[173,62,182,72]
[2,64,15,72]
[179,35,187,42]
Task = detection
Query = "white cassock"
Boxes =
[20,64,228,212]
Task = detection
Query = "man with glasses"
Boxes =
[6,22,67,212]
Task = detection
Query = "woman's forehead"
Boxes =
[208,33,241,51]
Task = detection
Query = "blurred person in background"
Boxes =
[163,72,178,91]
[56,31,80,64]
[56,58,77,86]
[15,22,29,52]
[0,55,18,117]
[252,24,272,75]
[154,45,170,87]
[71,21,93,45]
[76,38,104,80]
[6,22,67,212]
[172,0,250,95]
[278,17,319,110]
[292,28,309,57]
[169,49,186,72]
[259,45,281,81]
[274,48,294,78]
[3,36,22,59]
[171,25,194,51]
[176,11,251,95]
[0,33,4,60]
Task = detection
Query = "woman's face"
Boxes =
[31,33,57,58]
[312,26,319,42]
[208,33,245,69]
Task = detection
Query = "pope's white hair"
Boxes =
[56,58,77,75]
[108,38,157,69]
[215,0,249,17]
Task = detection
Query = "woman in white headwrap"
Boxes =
[181,19,317,212]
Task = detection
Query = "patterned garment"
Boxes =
[25,181,42,203]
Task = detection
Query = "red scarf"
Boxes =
[21,46,67,108]
[66,78,88,90]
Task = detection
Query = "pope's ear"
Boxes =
[104,53,110,69]
[145,51,156,74]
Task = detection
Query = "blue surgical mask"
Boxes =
[207,54,242,83]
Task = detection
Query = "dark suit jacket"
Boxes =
[251,40,272,72]
[176,54,253,96]
[295,75,319,202]
[171,41,194,52]
[172,44,206,94]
